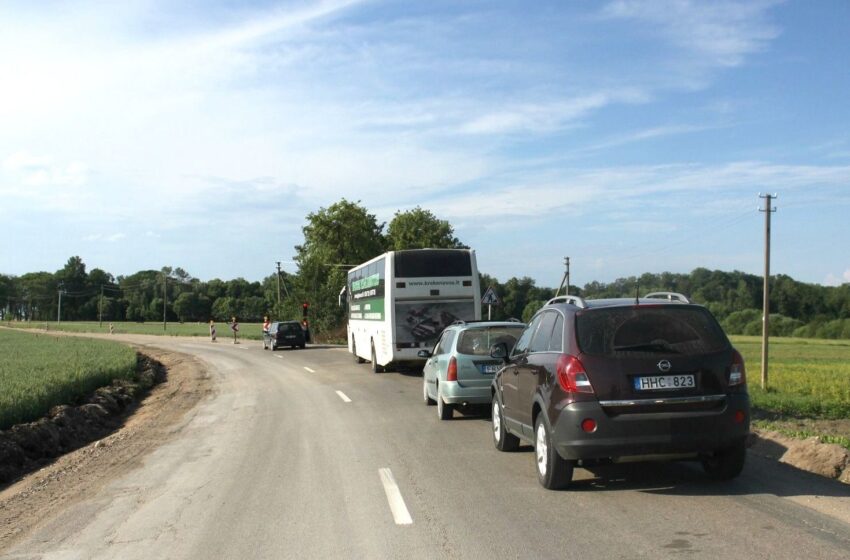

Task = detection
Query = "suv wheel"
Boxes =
[437,386,453,420]
[493,399,519,452]
[535,416,574,490]
[423,377,435,406]
[701,440,746,480]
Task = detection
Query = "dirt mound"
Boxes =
[0,354,165,484]
[749,429,850,483]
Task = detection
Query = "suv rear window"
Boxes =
[576,306,728,356]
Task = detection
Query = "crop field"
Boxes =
[730,335,850,420]
[0,329,137,430]
[3,320,266,340]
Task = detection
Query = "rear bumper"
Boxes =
[551,393,750,461]
[440,381,491,405]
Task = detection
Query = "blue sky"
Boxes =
[2,0,849,288]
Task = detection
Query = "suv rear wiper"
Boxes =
[613,342,680,353]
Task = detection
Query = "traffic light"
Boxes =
[302,302,309,318]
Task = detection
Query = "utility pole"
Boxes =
[555,257,571,296]
[276,261,282,306]
[163,273,168,332]
[99,284,104,327]
[759,193,777,390]
[57,287,63,324]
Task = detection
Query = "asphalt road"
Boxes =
[4,336,850,559]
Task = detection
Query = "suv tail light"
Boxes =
[556,354,594,394]
[729,349,746,387]
[447,356,458,381]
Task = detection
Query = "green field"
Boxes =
[0,329,137,430]
[2,320,267,340]
[730,335,850,419]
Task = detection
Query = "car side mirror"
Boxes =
[489,343,508,362]
[417,349,432,359]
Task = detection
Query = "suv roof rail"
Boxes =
[546,295,586,308]
[450,319,467,326]
[507,317,523,322]
[644,291,692,304]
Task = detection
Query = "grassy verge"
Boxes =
[0,329,137,430]
[3,320,267,340]
[730,335,850,450]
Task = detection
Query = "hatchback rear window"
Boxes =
[576,306,728,356]
[279,323,301,335]
[457,327,524,356]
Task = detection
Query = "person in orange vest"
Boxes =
[262,315,271,349]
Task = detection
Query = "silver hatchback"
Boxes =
[419,321,525,420]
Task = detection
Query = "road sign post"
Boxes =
[481,286,500,320]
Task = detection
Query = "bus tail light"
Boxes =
[447,357,458,381]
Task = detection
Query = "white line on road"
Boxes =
[335,390,352,403]
[304,367,316,373]
[378,468,413,525]
[276,355,283,359]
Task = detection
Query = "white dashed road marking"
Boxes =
[304,367,315,373]
[276,355,283,359]
[378,468,413,525]
[335,391,351,403]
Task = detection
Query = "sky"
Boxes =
[2,0,849,289]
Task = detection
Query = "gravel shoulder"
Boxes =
[0,346,212,551]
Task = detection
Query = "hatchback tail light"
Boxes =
[447,356,458,381]
[556,354,594,394]
[729,349,746,387]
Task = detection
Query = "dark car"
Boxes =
[264,321,306,350]
[490,292,749,490]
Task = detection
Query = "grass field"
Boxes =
[2,320,267,340]
[730,335,850,420]
[0,329,137,430]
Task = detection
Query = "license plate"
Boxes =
[634,375,695,391]
[482,364,500,374]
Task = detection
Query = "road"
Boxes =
[3,336,850,559]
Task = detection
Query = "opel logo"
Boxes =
[657,360,672,372]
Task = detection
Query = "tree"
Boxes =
[385,206,465,250]
[294,199,386,335]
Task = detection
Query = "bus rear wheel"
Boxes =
[371,342,383,374]
[352,339,365,364]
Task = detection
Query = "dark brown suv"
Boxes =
[490,292,749,490]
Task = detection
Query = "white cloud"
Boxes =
[602,0,781,67]
[824,269,850,286]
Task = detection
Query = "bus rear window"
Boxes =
[394,250,471,278]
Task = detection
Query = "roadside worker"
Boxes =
[210,319,217,342]
[262,315,271,349]
[230,316,239,344]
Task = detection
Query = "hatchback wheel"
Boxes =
[437,387,453,420]
[535,416,574,490]
[492,399,519,452]
[423,377,435,406]
[701,440,746,480]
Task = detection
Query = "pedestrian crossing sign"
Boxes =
[481,286,500,305]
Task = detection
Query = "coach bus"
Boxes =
[344,249,481,372]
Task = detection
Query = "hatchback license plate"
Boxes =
[634,375,695,391]
[482,364,500,374]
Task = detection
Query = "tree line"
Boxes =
[2,200,848,339]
